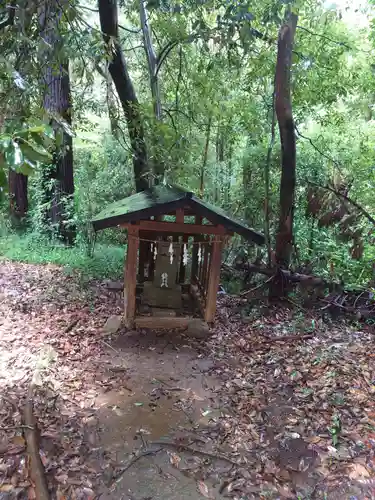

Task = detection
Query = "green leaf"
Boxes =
[5,141,24,168]
[0,158,6,188]
[43,124,54,139]
[15,126,44,138]
[0,136,12,152]
[17,158,36,176]
[18,139,52,163]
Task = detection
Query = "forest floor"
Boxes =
[0,261,375,499]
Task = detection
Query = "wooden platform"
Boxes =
[134,316,193,329]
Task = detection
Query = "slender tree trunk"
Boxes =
[105,66,119,138]
[41,1,75,244]
[200,114,212,197]
[98,0,149,192]
[140,0,161,120]
[269,10,298,299]
[226,144,233,206]
[9,169,28,226]
[140,0,165,182]
[264,87,276,268]
[215,126,224,203]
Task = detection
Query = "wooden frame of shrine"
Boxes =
[92,185,264,328]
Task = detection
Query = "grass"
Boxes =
[0,232,124,280]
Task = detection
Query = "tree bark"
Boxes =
[105,65,119,138]
[200,114,212,197]
[140,0,161,121]
[41,1,75,244]
[264,85,276,268]
[269,11,298,298]
[98,0,149,192]
[9,169,28,225]
[140,0,165,182]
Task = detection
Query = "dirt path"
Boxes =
[1,261,375,499]
[93,332,223,499]
[0,262,228,499]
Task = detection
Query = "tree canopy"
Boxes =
[0,0,375,288]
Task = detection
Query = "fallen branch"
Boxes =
[262,333,314,343]
[112,447,162,483]
[151,440,241,466]
[240,276,274,297]
[23,383,50,500]
[241,263,332,287]
[0,425,34,431]
[63,318,79,334]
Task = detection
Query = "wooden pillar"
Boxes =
[124,226,139,327]
[204,237,223,323]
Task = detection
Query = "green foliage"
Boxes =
[0,122,53,190]
[74,134,133,245]
[0,232,124,280]
[1,0,375,291]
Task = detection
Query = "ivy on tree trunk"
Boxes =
[40,1,75,244]
[9,169,28,225]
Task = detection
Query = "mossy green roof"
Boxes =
[92,184,264,245]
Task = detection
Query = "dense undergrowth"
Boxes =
[0,232,124,280]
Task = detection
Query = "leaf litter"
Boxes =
[0,261,374,498]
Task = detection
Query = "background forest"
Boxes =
[1,0,375,293]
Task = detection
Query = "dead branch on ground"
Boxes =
[23,382,50,500]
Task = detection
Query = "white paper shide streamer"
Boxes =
[198,243,202,264]
[153,243,157,261]
[168,242,174,264]
[183,243,188,266]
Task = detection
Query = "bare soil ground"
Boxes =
[0,261,375,499]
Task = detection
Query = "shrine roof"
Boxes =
[92,184,264,245]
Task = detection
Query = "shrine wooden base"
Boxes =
[134,316,193,329]
[126,282,205,330]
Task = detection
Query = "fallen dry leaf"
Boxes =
[197,480,213,499]
[168,451,181,468]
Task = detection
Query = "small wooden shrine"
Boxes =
[92,185,264,328]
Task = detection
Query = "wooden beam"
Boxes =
[124,227,139,327]
[122,220,227,236]
[135,316,193,329]
[204,237,223,323]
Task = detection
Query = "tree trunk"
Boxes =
[269,11,297,299]
[214,126,224,203]
[140,0,161,121]
[105,65,119,138]
[98,0,149,192]
[40,1,75,244]
[264,86,276,268]
[226,144,233,206]
[200,114,212,198]
[9,169,28,226]
[140,0,164,182]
